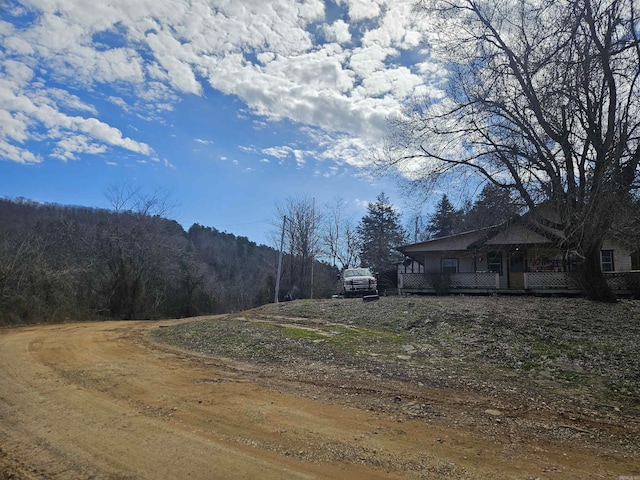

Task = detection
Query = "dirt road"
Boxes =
[0,320,637,479]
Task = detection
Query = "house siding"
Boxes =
[526,248,564,272]
[616,254,632,272]
[423,254,442,272]
[602,240,633,272]
[459,256,474,272]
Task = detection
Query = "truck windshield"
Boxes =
[344,268,371,278]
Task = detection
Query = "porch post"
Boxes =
[472,248,477,272]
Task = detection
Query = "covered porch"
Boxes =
[396,222,639,296]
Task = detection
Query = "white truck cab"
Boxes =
[339,267,378,297]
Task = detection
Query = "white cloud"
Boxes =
[261,145,309,168]
[292,149,306,167]
[340,0,383,21]
[361,1,419,49]
[47,88,97,114]
[3,60,34,84]
[239,145,258,154]
[323,20,352,45]
[0,109,29,143]
[52,135,107,161]
[146,31,201,94]
[354,198,371,209]
[320,165,340,178]
[348,44,396,78]
[262,146,292,160]
[0,138,41,164]
[0,76,152,160]
[0,0,445,176]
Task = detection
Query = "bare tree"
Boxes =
[105,183,174,217]
[322,196,360,269]
[97,185,176,318]
[274,195,322,299]
[386,0,640,301]
[0,229,79,324]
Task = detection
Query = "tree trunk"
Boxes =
[576,242,617,303]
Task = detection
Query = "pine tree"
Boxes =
[464,184,520,230]
[357,193,406,272]
[426,194,463,238]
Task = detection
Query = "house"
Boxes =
[396,210,640,296]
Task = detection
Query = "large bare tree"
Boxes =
[274,195,322,299]
[386,0,640,301]
[321,196,361,270]
[97,184,176,318]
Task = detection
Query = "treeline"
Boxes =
[0,198,337,326]
[421,184,522,240]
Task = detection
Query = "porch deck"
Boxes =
[398,271,640,296]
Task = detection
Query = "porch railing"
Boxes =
[398,272,499,290]
[525,271,640,291]
[524,272,579,289]
[399,271,640,293]
[450,272,500,289]
[604,272,640,291]
[399,273,429,290]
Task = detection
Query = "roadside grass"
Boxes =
[153,296,640,405]
[155,315,413,366]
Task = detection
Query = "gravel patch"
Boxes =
[153,295,640,453]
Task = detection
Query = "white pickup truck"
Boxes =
[339,267,378,297]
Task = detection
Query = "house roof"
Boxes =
[398,227,495,253]
[397,208,563,255]
[483,224,554,245]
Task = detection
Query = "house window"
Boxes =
[600,250,615,272]
[487,251,502,275]
[632,251,640,271]
[441,258,458,274]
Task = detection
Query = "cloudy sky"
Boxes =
[1,0,446,245]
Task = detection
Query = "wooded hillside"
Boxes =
[0,198,337,325]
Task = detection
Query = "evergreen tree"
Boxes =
[426,194,463,238]
[464,184,520,230]
[357,193,406,272]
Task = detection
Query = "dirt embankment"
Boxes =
[1,297,639,479]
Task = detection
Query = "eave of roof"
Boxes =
[396,209,566,254]
[397,226,497,253]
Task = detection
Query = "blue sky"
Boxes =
[0,0,448,246]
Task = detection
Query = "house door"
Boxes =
[509,251,525,289]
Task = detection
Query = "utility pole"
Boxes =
[310,197,315,299]
[274,215,286,303]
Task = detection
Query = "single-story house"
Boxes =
[396,210,640,296]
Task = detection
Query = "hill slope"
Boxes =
[0,198,336,325]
